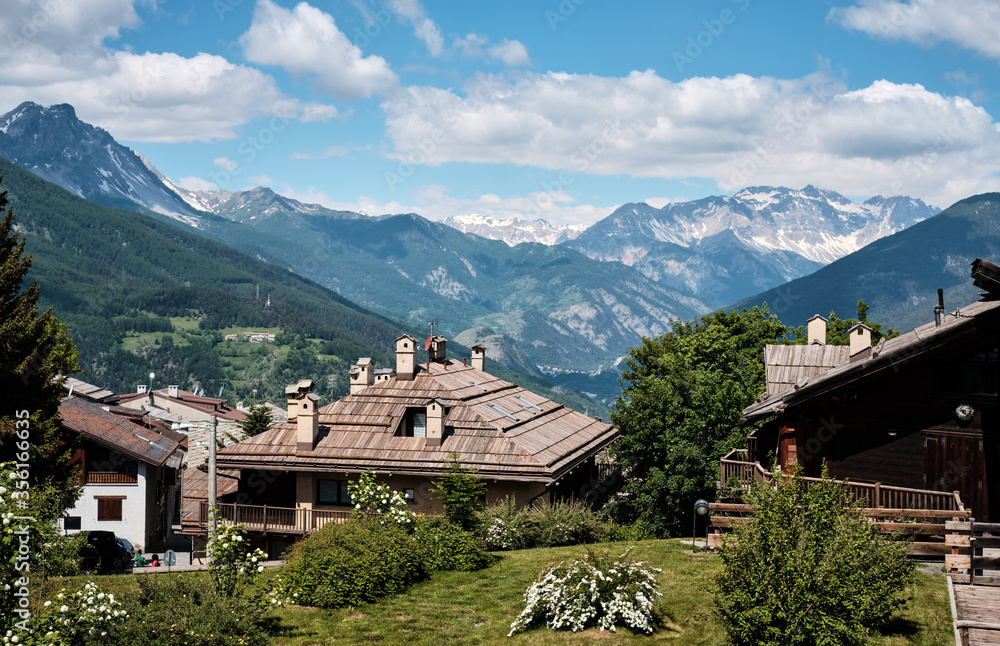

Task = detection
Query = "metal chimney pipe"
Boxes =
[934,288,944,327]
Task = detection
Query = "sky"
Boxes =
[1,0,998,227]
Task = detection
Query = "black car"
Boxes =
[78,544,101,573]
[87,531,130,572]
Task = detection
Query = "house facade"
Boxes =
[58,397,186,551]
[734,261,1000,522]
[207,336,619,550]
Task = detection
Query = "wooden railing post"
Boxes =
[874,482,881,509]
[263,505,268,535]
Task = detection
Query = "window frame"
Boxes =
[95,496,125,521]
[316,479,352,506]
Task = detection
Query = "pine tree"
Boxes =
[0,176,81,519]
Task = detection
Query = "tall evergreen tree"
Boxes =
[0,176,81,519]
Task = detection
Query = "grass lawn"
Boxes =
[266,539,953,645]
[40,540,953,645]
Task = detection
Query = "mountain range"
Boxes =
[0,101,977,401]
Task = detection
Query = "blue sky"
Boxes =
[1,0,998,226]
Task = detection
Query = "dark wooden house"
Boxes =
[733,260,1000,523]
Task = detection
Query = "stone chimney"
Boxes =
[471,345,486,372]
[426,398,447,447]
[848,323,873,360]
[137,385,148,395]
[806,315,827,345]
[395,335,417,381]
[428,336,447,363]
[285,380,319,451]
[168,385,179,398]
[350,358,374,395]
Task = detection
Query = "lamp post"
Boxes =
[693,499,709,551]
[208,414,218,564]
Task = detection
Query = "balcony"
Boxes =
[198,501,352,535]
[86,472,138,485]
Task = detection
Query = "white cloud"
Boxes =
[214,157,239,171]
[382,70,1000,208]
[241,0,397,101]
[829,0,1000,63]
[386,0,444,56]
[488,39,530,67]
[0,1,339,143]
[176,176,218,192]
[247,174,274,185]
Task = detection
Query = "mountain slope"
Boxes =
[564,186,938,307]
[0,102,203,223]
[730,193,1000,328]
[442,214,585,246]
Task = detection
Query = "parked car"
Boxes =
[78,544,101,573]
[117,537,135,562]
[87,531,130,572]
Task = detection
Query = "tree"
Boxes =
[714,466,914,645]
[431,453,487,532]
[608,305,787,537]
[238,403,274,439]
[0,176,81,519]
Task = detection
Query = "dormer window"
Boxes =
[398,410,426,437]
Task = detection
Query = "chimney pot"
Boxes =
[167,385,179,398]
[285,380,319,451]
[428,335,447,363]
[806,315,827,345]
[350,358,374,394]
[425,399,446,446]
[395,335,417,381]
[934,288,945,326]
[848,323,872,358]
[471,344,486,372]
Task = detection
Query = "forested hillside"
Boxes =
[1,158,600,413]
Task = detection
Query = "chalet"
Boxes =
[58,397,186,551]
[722,259,1000,523]
[201,335,619,551]
[117,385,246,423]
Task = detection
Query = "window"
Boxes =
[939,347,999,399]
[63,516,81,530]
[398,410,427,437]
[317,479,351,506]
[95,496,124,521]
[403,488,415,504]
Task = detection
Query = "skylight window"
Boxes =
[470,381,487,391]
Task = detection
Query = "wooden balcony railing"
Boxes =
[719,449,967,513]
[86,472,138,484]
[199,502,352,535]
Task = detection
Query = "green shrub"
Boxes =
[431,454,487,532]
[413,516,493,572]
[480,497,607,550]
[714,466,915,646]
[508,547,662,635]
[278,517,427,608]
[116,575,273,646]
[603,519,653,543]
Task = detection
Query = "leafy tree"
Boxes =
[608,306,787,537]
[714,466,915,645]
[432,453,487,532]
[0,177,81,518]
[238,403,275,439]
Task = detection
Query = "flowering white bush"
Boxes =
[2,581,127,646]
[508,548,662,636]
[207,518,268,598]
[348,470,415,529]
[485,517,517,550]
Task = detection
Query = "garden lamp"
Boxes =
[693,499,709,550]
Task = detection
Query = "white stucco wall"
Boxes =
[60,462,149,551]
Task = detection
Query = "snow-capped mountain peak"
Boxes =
[442,213,586,246]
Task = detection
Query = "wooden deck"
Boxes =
[951,579,1000,645]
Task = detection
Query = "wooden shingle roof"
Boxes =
[763,344,851,397]
[218,360,618,483]
[60,398,184,467]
